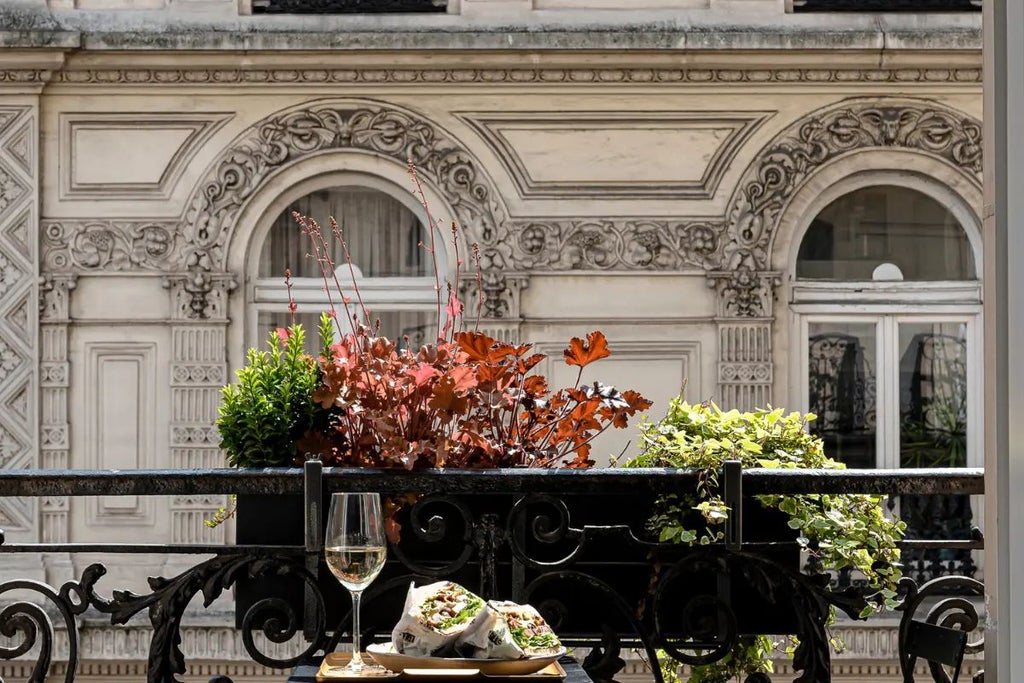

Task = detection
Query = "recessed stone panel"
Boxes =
[58,113,232,200]
[457,110,773,199]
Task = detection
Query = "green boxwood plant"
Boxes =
[217,322,325,468]
[623,399,906,682]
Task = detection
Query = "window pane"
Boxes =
[257,310,440,356]
[807,322,877,468]
[898,322,968,469]
[897,321,974,580]
[259,187,429,278]
[796,186,974,281]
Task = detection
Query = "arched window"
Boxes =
[796,185,975,282]
[791,183,981,578]
[251,186,440,352]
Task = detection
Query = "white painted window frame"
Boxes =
[244,177,449,349]
[790,283,983,471]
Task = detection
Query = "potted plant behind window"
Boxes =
[215,177,652,630]
[621,399,906,682]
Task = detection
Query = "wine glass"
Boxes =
[325,492,389,674]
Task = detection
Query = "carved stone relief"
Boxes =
[458,272,529,321]
[162,272,237,321]
[0,105,38,534]
[705,98,981,410]
[505,220,722,271]
[42,220,182,272]
[183,100,506,273]
[37,97,984,416]
[712,99,983,319]
[50,67,983,87]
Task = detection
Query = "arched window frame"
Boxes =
[244,171,449,349]
[787,172,984,472]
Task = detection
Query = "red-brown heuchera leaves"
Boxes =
[298,328,651,472]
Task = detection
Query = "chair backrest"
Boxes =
[903,619,968,683]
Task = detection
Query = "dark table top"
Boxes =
[287,655,593,683]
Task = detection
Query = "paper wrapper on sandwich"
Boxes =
[391,581,486,656]
[455,601,562,660]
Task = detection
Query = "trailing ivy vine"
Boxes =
[623,399,906,681]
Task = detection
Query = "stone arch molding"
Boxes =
[182,98,510,277]
[710,96,983,319]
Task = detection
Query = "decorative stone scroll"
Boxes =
[505,219,721,272]
[708,98,982,409]
[42,220,182,272]
[184,100,507,270]
[162,271,237,321]
[713,99,983,319]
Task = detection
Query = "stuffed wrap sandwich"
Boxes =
[455,600,562,660]
[392,581,486,656]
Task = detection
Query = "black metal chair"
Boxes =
[898,575,983,683]
[902,619,968,683]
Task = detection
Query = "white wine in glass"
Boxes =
[325,492,388,674]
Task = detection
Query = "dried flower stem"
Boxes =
[328,217,370,326]
[471,243,484,331]
[294,212,351,337]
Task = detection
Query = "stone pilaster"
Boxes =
[707,269,779,411]
[163,271,236,549]
[459,272,528,342]
[0,104,39,545]
[39,274,76,544]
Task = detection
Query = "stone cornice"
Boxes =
[0,6,981,52]
[16,44,981,87]
[43,65,983,87]
[0,49,65,91]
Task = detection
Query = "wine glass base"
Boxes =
[323,654,395,678]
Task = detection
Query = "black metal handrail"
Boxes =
[793,0,982,10]
[251,0,447,14]
[0,466,985,497]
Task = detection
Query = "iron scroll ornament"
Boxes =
[0,487,972,683]
[0,556,327,683]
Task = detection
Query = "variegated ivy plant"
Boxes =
[623,399,906,683]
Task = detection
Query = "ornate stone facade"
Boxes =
[0,5,984,679]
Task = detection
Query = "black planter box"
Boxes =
[234,479,802,640]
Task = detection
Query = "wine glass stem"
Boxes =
[351,589,363,667]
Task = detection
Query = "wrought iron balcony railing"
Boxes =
[793,0,981,10]
[0,464,984,683]
[250,0,446,14]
